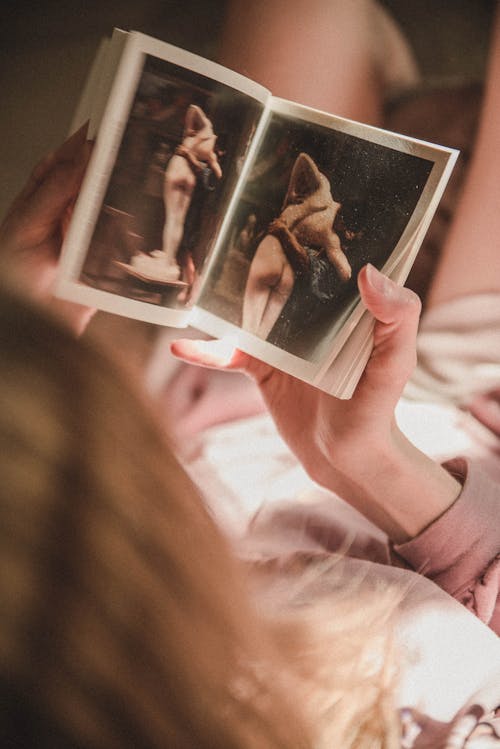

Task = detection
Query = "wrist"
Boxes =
[321,424,462,543]
[382,427,462,542]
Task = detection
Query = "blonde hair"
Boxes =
[0,286,400,748]
[254,555,401,749]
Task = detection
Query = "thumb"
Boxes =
[356,264,421,407]
[29,140,91,220]
[16,124,90,205]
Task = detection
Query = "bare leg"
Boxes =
[426,9,500,308]
[219,0,418,125]
[130,158,194,282]
[162,157,195,265]
[242,236,294,338]
[162,184,192,264]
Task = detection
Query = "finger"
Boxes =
[40,123,90,173]
[19,165,78,239]
[170,337,245,369]
[356,264,421,408]
[19,123,90,202]
[170,337,277,394]
[20,141,92,241]
[7,129,91,234]
[469,391,500,436]
[55,122,91,160]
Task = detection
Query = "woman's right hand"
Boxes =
[0,124,94,334]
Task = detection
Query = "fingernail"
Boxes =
[366,263,395,297]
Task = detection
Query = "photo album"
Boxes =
[56,29,458,397]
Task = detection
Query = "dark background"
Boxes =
[0,0,495,219]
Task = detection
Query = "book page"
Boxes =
[69,36,110,135]
[69,29,129,139]
[57,31,270,327]
[192,96,457,388]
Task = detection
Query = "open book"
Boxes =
[56,29,458,397]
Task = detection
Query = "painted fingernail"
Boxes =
[366,263,394,296]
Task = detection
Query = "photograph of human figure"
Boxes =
[242,152,352,339]
[79,54,263,309]
[197,111,435,361]
[128,103,222,285]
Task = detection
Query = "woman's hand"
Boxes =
[0,125,95,334]
[171,264,462,542]
[172,265,419,479]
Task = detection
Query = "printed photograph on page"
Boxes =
[78,53,264,310]
[197,110,437,363]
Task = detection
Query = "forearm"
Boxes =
[426,8,500,307]
[219,0,383,124]
[320,425,462,544]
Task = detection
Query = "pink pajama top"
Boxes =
[241,455,500,747]
[394,457,500,636]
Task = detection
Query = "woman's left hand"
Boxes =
[0,124,94,333]
[171,264,462,543]
[172,265,420,483]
